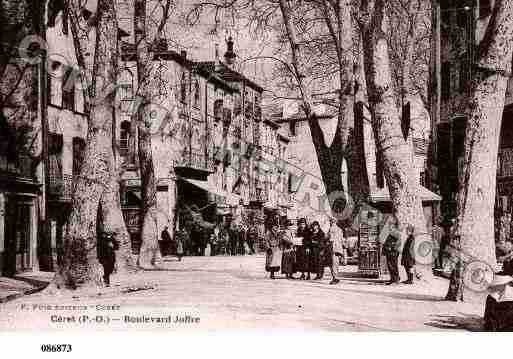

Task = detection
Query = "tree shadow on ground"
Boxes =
[341,287,444,302]
[425,314,483,331]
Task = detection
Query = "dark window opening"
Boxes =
[180,72,187,104]
[193,79,200,108]
[72,137,85,177]
[62,67,76,111]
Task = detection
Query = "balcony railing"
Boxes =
[498,148,513,177]
[48,173,73,201]
[174,150,215,173]
[250,184,269,203]
[0,154,33,179]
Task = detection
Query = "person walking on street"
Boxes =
[401,224,416,284]
[327,217,342,285]
[310,221,325,280]
[175,227,187,261]
[383,216,401,285]
[295,218,311,280]
[160,226,171,256]
[97,231,119,287]
[247,224,258,254]
[264,222,283,279]
[281,221,296,279]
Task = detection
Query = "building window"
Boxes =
[180,72,187,104]
[193,79,200,108]
[234,93,242,117]
[441,62,451,100]
[119,84,134,114]
[420,171,426,186]
[72,137,86,176]
[62,67,76,111]
[289,120,297,136]
[120,121,131,153]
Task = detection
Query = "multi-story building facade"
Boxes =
[117,38,292,252]
[431,0,513,237]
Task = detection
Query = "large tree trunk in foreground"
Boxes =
[134,0,166,268]
[100,171,137,273]
[48,0,119,290]
[360,0,431,278]
[137,125,161,267]
[446,0,513,301]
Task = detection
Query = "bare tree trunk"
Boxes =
[446,0,513,301]
[133,0,172,268]
[359,0,431,278]
[47,0,119,290]
[278,0,367,222]
[100,170,137,273]
[137,124,161,268]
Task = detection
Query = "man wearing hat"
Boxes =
[97,231,119,287]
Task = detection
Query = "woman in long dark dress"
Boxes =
[264,223,283,279]
[281,221,296,279]
[295,218,311,280]
[310,221,325,280]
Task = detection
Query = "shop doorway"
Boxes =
[3,197,32,277]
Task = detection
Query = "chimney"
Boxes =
[224,36,236,66]
[180,50,187,59]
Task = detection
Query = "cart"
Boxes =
[358,223,381,278]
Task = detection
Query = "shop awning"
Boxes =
[182,178,241,206]
[369,185,442,203]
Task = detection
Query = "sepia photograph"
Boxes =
[0,0,513,353]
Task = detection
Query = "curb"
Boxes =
[0,284,48,304]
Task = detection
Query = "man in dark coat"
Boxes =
[401,225,416,284]
[97,231,119,287]
[296,218,311,280]
[160,226,172,256]
[246,225,258,254]
[383,217,401,285]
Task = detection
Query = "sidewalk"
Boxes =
[0,271,53,303]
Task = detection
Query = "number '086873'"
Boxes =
[40,344,72,353]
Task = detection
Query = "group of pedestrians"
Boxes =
[382,217,417,285]
[159,223,259,259]
[264,217,346,285]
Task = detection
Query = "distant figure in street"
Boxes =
[237,224,246,255]
[264,222,283,279]
[295,218,311,280]
[281,221,296,279]
[327,217,342,285]
[432,219,444,269]
[383,216,401,285]
[97,231,119,287]
[175,227,187,261]
[246,224,258,254]
[401,224,416,284]
[229,224,238,256]
[310,221,325,280]
[161,226,171,256]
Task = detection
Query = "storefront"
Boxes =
[0,187,40,277]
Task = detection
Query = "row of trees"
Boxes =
[2,0,513,300]
[190,0,513,299]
